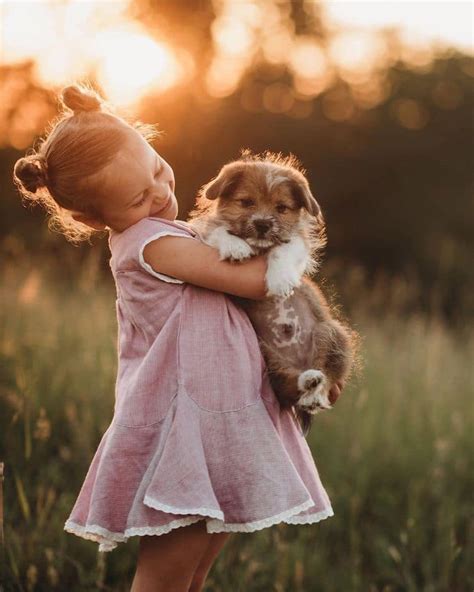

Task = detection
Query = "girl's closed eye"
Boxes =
[134,195,148,208]
[132,160,162,208]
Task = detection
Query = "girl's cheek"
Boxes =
[164,164,175,188]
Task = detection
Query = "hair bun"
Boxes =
[61,83,103,114]
[13,156,48,194]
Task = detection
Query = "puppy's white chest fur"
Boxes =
[197,222,313,298]
[265,236,310,297]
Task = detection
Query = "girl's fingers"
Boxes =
[328,381,344,405]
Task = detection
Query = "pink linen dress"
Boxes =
[64,216,334,552]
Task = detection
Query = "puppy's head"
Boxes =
[195,151,324,251]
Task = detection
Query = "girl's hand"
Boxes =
[328,380,345,405]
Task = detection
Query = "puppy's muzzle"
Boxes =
[253,218,273,236]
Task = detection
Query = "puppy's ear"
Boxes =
[202,163,244,200]
[288,177,321,219]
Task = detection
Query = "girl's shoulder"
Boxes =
[108,216,200,282]
[109,216,197,245]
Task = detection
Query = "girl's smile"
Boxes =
[151,193,173,218]
[85,126,179,232]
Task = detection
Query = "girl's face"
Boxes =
[93,126,178,232]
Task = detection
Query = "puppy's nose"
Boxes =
[253,219,273,235]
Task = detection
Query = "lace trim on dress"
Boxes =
[206,498,317,533]
[283,505,334,525]
[144,495,225,520]
[64,516,204,553]
[64,502,334,552]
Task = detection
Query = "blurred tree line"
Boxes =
[0,0,472,320]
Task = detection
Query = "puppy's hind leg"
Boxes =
[268,367,319,437]
[296,369,331,414]
[268,367,303,410]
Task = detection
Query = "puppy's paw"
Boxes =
[265,277,298,298]
[264,239,307,297]
[205,227,254,261]
[296,369,331,415]
[220,237,254,262]
[265,264,302,297]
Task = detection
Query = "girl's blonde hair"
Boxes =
[13,82,161,243]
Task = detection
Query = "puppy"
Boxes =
[187,150,356,435]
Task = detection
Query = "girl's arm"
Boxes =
[142,236,268,300]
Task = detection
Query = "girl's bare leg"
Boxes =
[130,520,212,592]
[188,532,231,592]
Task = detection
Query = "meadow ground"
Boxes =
[0,254,472,591]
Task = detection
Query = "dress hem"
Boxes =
[283,505,334,525]
[64,501,334,552]
[64,516,203,552]
[144,495,225,520]
[207,499,334,533]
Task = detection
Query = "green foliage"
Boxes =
[0,258,472,591]
[2,51,473,318]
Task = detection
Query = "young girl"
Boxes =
[13,83,338,592]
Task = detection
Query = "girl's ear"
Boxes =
[71,211,107,231]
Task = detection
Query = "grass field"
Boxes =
[0,254,472,591]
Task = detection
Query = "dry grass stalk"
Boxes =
[0,461,4,588]
[0,462,4,546]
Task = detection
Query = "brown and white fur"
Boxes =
[187,150,356,435]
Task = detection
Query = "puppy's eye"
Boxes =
[240,199,255,208]
[276,204,288,213]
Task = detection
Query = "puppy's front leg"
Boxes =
[265,236,310,297]
[204,226,255,262]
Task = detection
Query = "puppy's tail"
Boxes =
[293,407,314,438]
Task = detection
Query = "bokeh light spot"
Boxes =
[287,99,314,120]
[322,89,355,122]
[329,31,388,77]
[262,83,295,113]
[290,38,327,79]
[211,17,255,57]
[391,99,430,130]
[432,81,463,110]
[93,28,185,107]
[350,76,392,110]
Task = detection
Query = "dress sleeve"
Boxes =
[138,227,196,284]
[110,217,199,284]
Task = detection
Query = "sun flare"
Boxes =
[0,0,190,107]
[93,29,184,107]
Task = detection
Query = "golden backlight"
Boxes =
[93,28,185,108]
[0,0,471,113]
[0,0,190,108]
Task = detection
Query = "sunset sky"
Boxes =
[0,0,471,108]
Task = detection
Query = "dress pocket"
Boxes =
[114,384,178,427]
[113,299,180,427]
